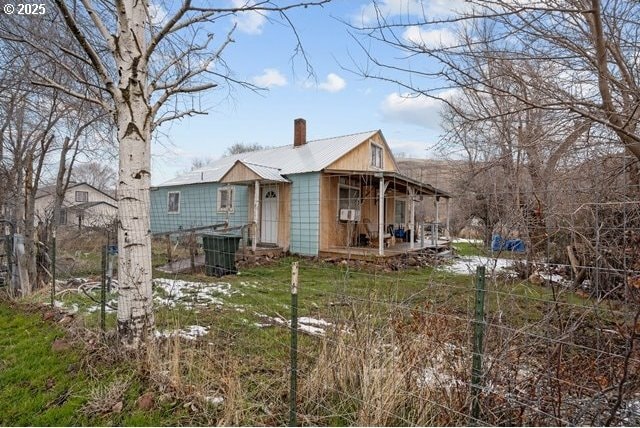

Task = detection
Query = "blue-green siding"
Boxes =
[289,173,320,256]
[150,183,249,234]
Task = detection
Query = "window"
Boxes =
[394,200,406,224]
[75,190,88,202]
[371,142,383,169]
[338,184,361,221]
[59,209,67,225]
[217,186,234,212]
[167,191,180,214]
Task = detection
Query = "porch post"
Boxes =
[435,196,440,246]
[253,180,260,253]
[378,177,385,256]
[409,187,415,250]
[445,197,451,239]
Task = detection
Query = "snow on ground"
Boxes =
[440,256,516,276]
[153,278,240,308]
[204,396,224,405]
[452,238,484,244]
[155,325,210,340]
[87,300,117,314]
[254,313,333,336]
[53,300,80,314]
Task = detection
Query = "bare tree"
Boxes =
[71,161,117,193]
[352,0,639,160]
[2,0,330,346]
[224,142,267,156]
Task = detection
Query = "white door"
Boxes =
[261,186,278,244]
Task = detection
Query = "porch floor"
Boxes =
[320,238,451,260]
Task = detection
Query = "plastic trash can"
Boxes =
[202,233,242,277]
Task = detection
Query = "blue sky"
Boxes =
[151,0,462,184]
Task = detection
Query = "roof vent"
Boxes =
[294,118,306,147]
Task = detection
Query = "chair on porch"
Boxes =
[362,218,394,248]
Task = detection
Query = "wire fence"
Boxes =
[31,165,640,426]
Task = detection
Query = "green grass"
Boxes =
[0,302,206,426]
[6,251,628,426]
[0,303,89,426]
[452,241,486,256]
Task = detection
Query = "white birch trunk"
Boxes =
[115,0,154,347]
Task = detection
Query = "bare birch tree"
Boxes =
[2,0,329,346]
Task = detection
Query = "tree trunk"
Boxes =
[23,156,38,287]
[14,165,30,296]
[115,0,154,347]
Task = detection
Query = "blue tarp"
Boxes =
[491,235,526,252]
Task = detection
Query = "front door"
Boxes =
[261,186,278,244]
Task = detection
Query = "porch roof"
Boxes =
[323,169,452,198]
[219,160,290,184]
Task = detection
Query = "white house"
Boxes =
[35,182,117,229]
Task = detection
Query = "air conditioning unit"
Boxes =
[340,209,361,221]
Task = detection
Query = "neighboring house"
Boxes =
[150,119,451,257]
[35,182,117,229]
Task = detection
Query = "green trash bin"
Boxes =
[202,233,242,277]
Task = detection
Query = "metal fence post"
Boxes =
[289,261,299,427]
[101,245,107,332]
[51,231,56,307]
[471,265,486,424]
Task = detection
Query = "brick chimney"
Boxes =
[294,118,306,147]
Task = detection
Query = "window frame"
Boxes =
[394,199,407,225]
[337,183,361,221]
[59,208,67,225]
[217,186,235,213]
[75,190,89,203]
[167,191,181,214]
[370,141,383,169]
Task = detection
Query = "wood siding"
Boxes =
[325,132,397,173]
[220,162,261,183]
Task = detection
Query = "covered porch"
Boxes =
[219,160,291,253]
[319,170,452,257]
[320,170,450,257]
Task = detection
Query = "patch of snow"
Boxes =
[298,317,332,328]
[153,278,238,309]
[254,313,333,336]
[155,325,210,340]
[537,272,571,286]
[297,324,326,336]
[452,238,484,244]
[204,396,224,405]
[416,367,463,389]
[440,256,515,275]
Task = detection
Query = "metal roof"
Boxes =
[158,130,378,187]
[241,162,290,183]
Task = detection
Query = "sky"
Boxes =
[151,0,462,184]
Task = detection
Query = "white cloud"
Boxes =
[380,89,459,129]
[231,0,267,35]
[252,68,288,88]
[357,0,471,25]
[317,73,347,93]
[387,139,431,157]
[403,26,457,49]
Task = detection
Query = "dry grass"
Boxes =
[81,377,130,416]
[299,301,471,426]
